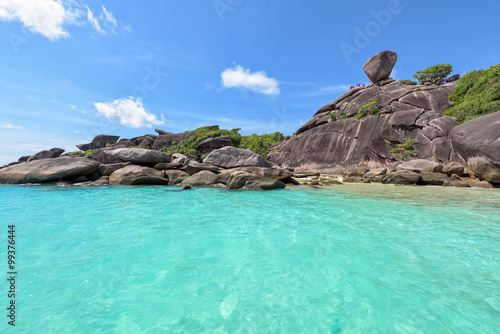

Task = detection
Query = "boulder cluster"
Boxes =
[267,50,500,188]
[0,133,292,190]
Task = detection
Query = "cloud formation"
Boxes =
[1,122,25,130]
[221,64,280,95]
[0,0,122,40]
[94,97,164,128]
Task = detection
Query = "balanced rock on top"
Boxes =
[362,50,397,84]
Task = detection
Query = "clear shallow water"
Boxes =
[1,184,499,333]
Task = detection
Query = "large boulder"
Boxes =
[109,165,163,185]
[181,170,220,187]
[220,166,292,180]
[362,50,397,84]
[130,176,170,186]
[396,159,442,173]
[164,170,190,185]
[99,162,132,176]
[92,134,120,148]
[194,136,233,153]
[87,149,122,164]
[49,147,65,157]
[204,147,272,168]
[449,111,500,183]
[27,150,55,162]
[382,171,421,185]
[226,172,285,190]
[107,148,171,165]
[268,80,457,172]
[171,153,201,165]
[0,157,99,184]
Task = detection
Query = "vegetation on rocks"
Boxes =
[355,99,379,119]
[160,125,284,157]
[445,64,500,123]
[388,137,417,160]
[413,63,453,85]
[399,79,417,85]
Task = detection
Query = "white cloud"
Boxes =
[100,5,117,33]
[1,122,24,130]
[0,1,125,40]
[69,104,76,109]
[85,5,104,34]
[94,97,164,128]
[0,0,80,40]
[221,64,280,95]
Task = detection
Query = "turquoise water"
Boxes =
[1,184,500,333]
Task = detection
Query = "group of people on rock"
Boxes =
[349,83,366,90]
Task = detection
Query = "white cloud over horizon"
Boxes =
[1,122,25,130]
[94,97,165,128]
[0,0,123,40]
[221,64,280,95]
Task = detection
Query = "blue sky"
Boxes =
[0,0,499,165]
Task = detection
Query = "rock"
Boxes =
[155,129,172,135]
[179,185,191,190]
[396,159,442,173]
[221,166,292,180]
[76,143,95,151]
[87,149,122,164]
[449,111,500,184]
[171,153,201,165]
[151,132,198,151]
[418,172,452,186]
[49,147,65,157]
[164,170,190,185]
[107,148,172,165]
[138,136,155,148]
[343,176,369,183]
[442,162,464,177]
[73,175,88,183]
[27,150,55,162]
[154,163,183,170]
[99,162,132,176]
[109,165,163,185]
[181,170,220,187]
[184,162,220,175]
[267,82,457,172]
[362,50,398,84]
[91,134,120,148]
[116,139,135,147]
[91,176,110,186]
[130,176,170,186]
[204,146,272,168]
[347,166,370,177]
[194,136,234,153]
[226,172,286,190]
[18,155,31,162]
[467,179,496,189]
[0,157,99,184]
[428,116,459,136]
[363,167,387,182]
[442,179,470,188]
[382,171,421,185]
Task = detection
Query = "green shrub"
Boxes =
[339,114,350,120]
[240,132,284,157]
[400,79,417,85]
[413,64,453,85]
[83,149,98,157]
[445,65,500,122]
[388,137,416,160]
[69,151,85,156]
[329,112,336,121]
[355,99,379,119]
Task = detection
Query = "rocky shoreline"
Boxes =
[0,51,498,190]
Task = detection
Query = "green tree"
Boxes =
[413,64,453,85]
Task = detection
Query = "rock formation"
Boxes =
[362,50,397,84]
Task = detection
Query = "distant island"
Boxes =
[1,51,499,190]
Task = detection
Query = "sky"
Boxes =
[0,0,499,165]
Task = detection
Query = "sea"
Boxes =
[1,183,499,333]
